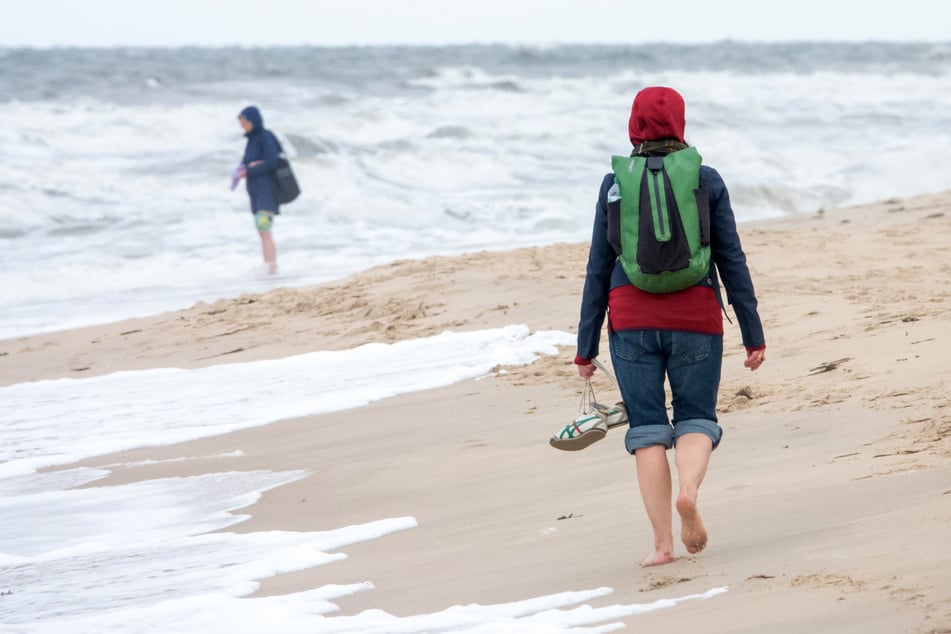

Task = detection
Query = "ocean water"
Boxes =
[0,325,729,631]
[2,42,951,338]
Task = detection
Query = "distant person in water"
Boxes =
[233,105,280,275]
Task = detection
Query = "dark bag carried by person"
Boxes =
[270,136,300,205]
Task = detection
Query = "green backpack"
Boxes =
[607,146,711,293]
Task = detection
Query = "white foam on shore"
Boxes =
[0,326,727,631]
[0,325,574,478]
[0,464,725,632]
[0,467,419,630]
[98,450,247,469]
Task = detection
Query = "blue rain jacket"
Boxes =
[240,106,281,214]
[577,165,765,361]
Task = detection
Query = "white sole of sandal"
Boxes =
[549,427,607,451]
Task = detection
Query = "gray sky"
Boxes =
[1,0,949,47]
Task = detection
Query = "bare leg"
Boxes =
[674,432,713,554]
[258,230,277,274]
[634,445,676,566]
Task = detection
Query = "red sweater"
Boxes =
[574,284,765,365]
[608,284,723,334]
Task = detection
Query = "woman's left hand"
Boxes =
[744,349,765,371]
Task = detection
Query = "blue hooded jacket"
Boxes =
[576,167,765,361]
[240,105,281,214]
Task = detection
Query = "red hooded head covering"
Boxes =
[628,86,686,146]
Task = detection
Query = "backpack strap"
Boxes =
[708,263,733,325]
[635,140,688,156]
[267,130,286,159]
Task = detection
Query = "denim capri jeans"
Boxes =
[609,329,724,453]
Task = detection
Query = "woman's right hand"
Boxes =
[577,362,596,378]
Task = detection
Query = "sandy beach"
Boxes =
[3,190,951,632]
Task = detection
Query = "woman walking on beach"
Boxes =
[234,105,281,275]
[574,86,766,566]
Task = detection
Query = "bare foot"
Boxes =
[640,550,676,567]
[676,495,707,554]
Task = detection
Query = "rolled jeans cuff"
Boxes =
[674,418,723,450]
[625,424,674,453]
